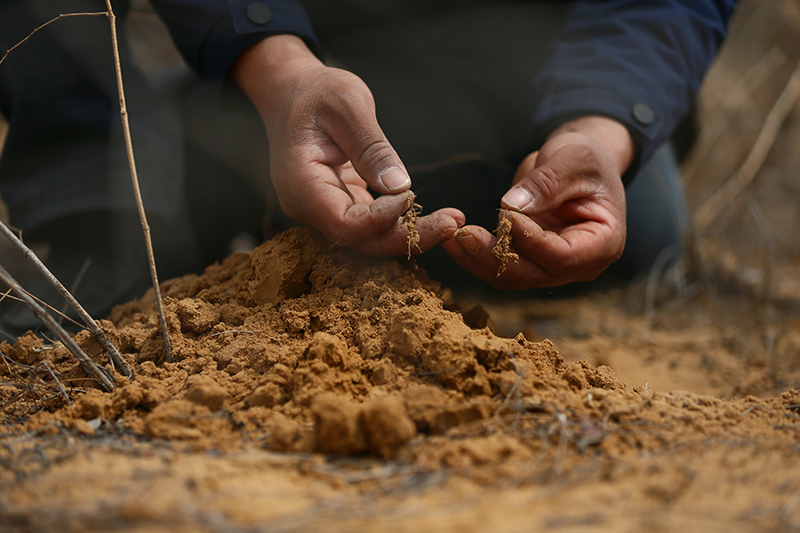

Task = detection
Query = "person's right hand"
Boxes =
[233,35,464,255]
[441,116,631,289]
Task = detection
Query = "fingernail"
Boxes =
[457,231,480,255]
[378,166,411,192]
[502,187,532,211]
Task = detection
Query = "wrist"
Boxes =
[232,34,323,116]
[546,116,635,176]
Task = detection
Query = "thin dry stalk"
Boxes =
[1,287,86,330]
[210,330,256,337]
[103,0,173,362]
[640,245,678,341]
[0,220,132,378]
[41,360,71,406]
[0,12,106,66]
[694,60,800,233]
[747,198,775,300]
[0,263,115,392]
[58,257,91,325]
[1,6,162,363]
[551,412,569,476]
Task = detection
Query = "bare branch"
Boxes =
[0,263,115,392]
[1,3,172,364]
[41,360,72,406]
[103,0,173,363]
[0,12,107,67]
[0,220,132,378]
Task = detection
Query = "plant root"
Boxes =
[403,201,423,259]
[492,213,519,276]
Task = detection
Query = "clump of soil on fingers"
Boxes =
[491,212,519,276]
[2,226,800,532]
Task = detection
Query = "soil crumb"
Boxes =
[492,213,519,276]
[403,200,423,258]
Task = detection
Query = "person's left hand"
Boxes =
[441,116,632,289]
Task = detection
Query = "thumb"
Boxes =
[501,159,566,216]
[327,104,411,195]
[501,143,602,216]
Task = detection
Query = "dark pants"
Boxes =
[0,0,688,294]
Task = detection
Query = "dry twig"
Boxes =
[0,12,106,66]
[0,263,115,392]
[0,220,131,378]
[1,288,87,330]
[103,0,173,363]
[747,199,775,299]
[640,245,678,341]
[490,342,528,426]
[41,360,71,406]
[210,330,256,337]
[0,3,171,362]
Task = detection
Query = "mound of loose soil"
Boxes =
[2,227,800,531]
[2,227,798,463]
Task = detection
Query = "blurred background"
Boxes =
[685,0,800,301]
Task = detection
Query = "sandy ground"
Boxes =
[2,1,800,532]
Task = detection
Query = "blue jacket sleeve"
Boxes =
[529,0,738,183]
[148,0,323,83]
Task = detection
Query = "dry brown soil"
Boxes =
[3,1,800,531]
[1,227,799,533]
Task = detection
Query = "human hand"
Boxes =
[233,35,464,255]
[441,116,632,289]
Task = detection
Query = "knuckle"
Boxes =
[571,144,607,183]
[528,166,560,200]
[353,138,395,173]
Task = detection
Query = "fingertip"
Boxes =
[436,208,466,233]
[378,166,412,193]
[456,228,481,255]
[441,236,464,258]
[452,210,466,228]
[501,187,533,212]
[369,192,414,223]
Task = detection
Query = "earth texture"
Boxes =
[2,0,800,531]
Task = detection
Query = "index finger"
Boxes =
[504,210,623,279]
[292,163,415,247]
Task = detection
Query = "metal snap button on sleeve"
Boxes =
[246,3,272,25]
[632,102,655,126]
